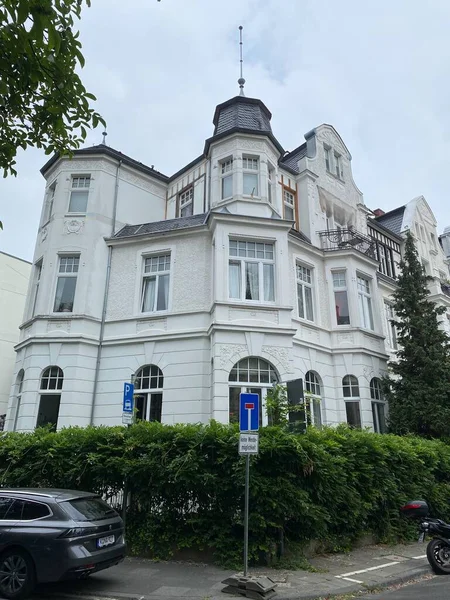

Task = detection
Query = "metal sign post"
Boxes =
[239,393,259,577]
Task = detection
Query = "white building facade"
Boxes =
[0,252,31,429]
[5,93,448,434]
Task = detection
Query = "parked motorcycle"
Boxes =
[400,500,450,575]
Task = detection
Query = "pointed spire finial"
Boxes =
[238,25,245,96]
[102,131,108,145]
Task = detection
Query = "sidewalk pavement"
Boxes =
[36,542,431,600]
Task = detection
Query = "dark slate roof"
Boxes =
[213,96,272,136]
[367,218,403,242]
[41,144,170,183]
[114,213,208,239]
[205,96,285,156]
[279,143,307,173]
[374,206,405,236]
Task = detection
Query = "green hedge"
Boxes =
[1,423,450,566]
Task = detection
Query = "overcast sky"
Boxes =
[1,0,450,262]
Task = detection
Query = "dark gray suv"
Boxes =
[0,489,126,599]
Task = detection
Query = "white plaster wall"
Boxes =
[0,253,31,418]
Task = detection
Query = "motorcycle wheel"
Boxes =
[426,538,450,574]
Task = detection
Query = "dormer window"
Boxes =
[221,159,233,199]
[68,175,90,213]
[242,156,259,197]
[178,187,193,218]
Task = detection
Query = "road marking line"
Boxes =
[336,561,400,578]
[338,576,364,584]
[412,554,427,559]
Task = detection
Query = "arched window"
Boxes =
[12,370,25,432]
[304,371,322,428]
[342,375,361,428]
[370,377,386,433]
[134,365,163,422]
[228,357,279,426]
[37,367,63,430]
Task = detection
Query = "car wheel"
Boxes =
[0,548,36,600]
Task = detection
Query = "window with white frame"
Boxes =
[53,255,79,313]
[141,254,170,312]
[267,164,275,204]
[296,264,314,321]
[324,145,331,172]
[12,370,24,432]
[304,371,322,427]
[357,275,374,330]
[343,375,361,428]
[37,366,63,430]
[370,377,386,433]
[68,175,90,213]
[333,271,350,325]
[283,189,295,221]
[229,240,274,302]
[134,365,163,422]
[242,156,259,196]
[43,182,56,223]
[334,152,343,179]
[384,302,398,349]
[178,187,193,218]
[221,158,233,199]
[32,260,43,317]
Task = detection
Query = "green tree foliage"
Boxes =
[0,0,105,177]
[384,231,450,437]
[2,422,450,567]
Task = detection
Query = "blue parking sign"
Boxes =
[123,383,134,413]
[239,393,259,432]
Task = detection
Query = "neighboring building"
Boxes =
[0,252,31,429]
[5,89,436,435]
[373,198,450,336]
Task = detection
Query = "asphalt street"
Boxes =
[370,575,447,599]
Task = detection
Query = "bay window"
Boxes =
[221,159,233,199]
[333,271,350,325]
[357,275,374,330]
[141,254,170,312]
[54,255,79,313]
[229,240,275,302]
[242,157,259,196]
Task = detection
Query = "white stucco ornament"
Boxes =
[64,219,84,234]
[41,227,48,242]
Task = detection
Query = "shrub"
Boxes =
[1,423,449,566]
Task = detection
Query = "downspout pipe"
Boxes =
[90,159,122,425]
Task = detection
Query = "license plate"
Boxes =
[418,532,425,543]
[97,535,115,548]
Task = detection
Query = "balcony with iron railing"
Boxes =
[318,227,377,259]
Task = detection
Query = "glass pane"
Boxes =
[372,402,378,433]
[135,395,146,420]
[36,395,61,430]
[61,498,117,522]
[245,262,259,300]
[284,204,294,221]
[142,277,156,312]
[156,274,169,311]
[249,357,258,369]
[229,262,241,299]
[180,202,193,218]
[345,401,361,428]
[249,369,259,383]
[54,277,77,312]
[377,403,386,433]
[68,190,89,213]
[335,291,350,325]
[263,264,274,302]
[150,393,162,422]
[222,174,232,199]
[259,370,269,383]
[229,368,237,382]
[305,286,313,321]
[366,297,374,329]
[248,388,263,427]
[297,283,305,318]
[229,388,240,424]
[313,399,322,427]
[243,173,258,196]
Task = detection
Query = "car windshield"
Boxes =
[61,497,117,522]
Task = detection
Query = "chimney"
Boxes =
[373,208,385,217]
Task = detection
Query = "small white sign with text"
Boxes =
[239,433,259,455]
